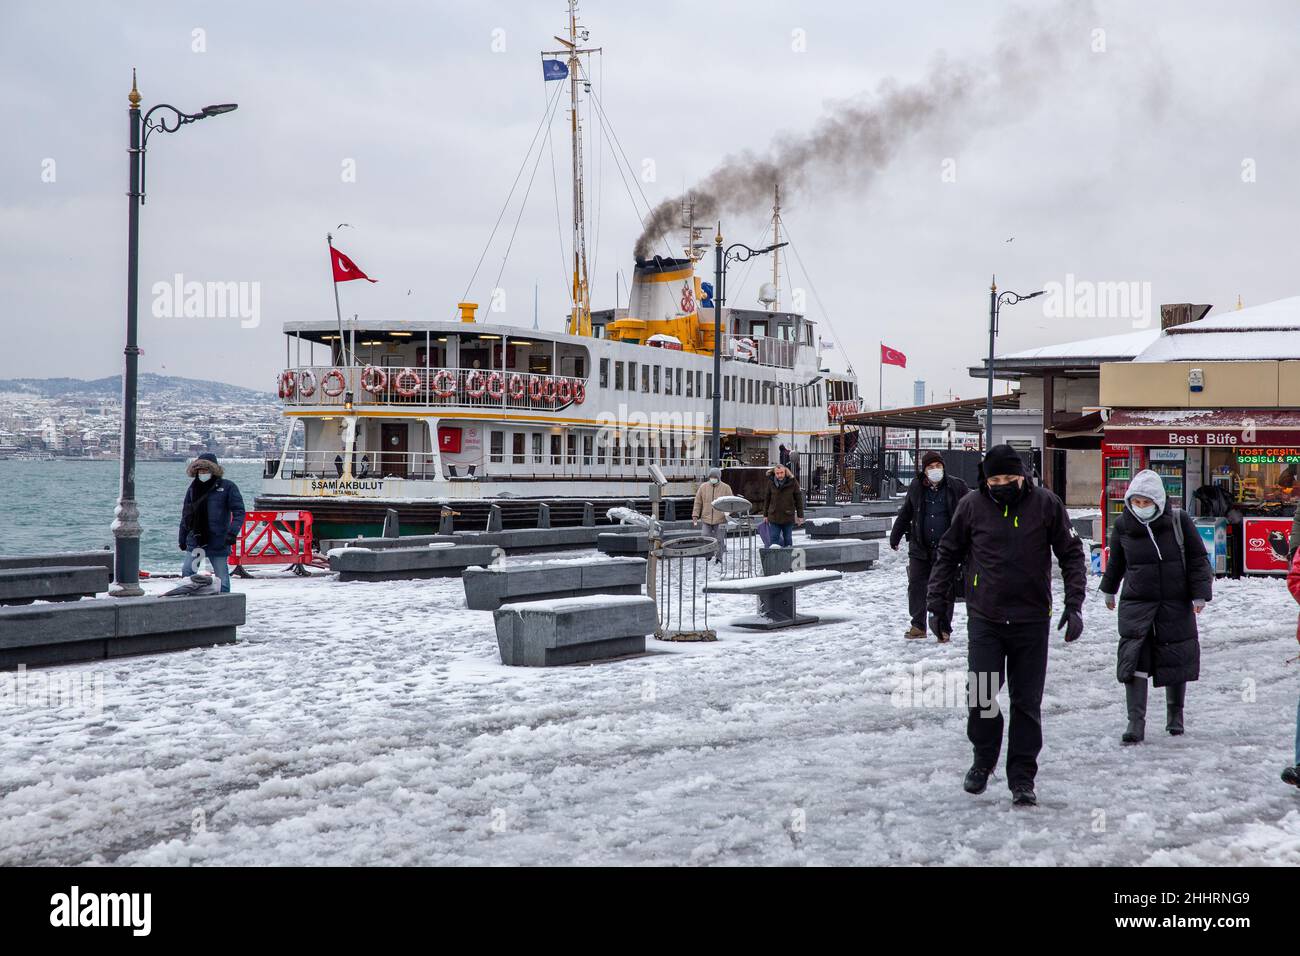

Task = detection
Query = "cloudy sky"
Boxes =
[2,0,1298,405]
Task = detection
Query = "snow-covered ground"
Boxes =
[3,536,1300,866]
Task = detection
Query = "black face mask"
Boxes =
[988,481,1022,505]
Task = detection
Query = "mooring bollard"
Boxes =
[664,499,677,522]
[537,502,551,529]
[582,502,595,527]
[438,506,457,535]
[382,509,401,539]
[486,504,503,533]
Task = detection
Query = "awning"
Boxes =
[1104,408,1300,446]
[842,394,1019,433]
[1046,410,1105,449]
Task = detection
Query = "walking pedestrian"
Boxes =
[758,463,804,548]
[692,467,734,564]
[1099,469,1211,744]
[927,444,1087,806]
[890,451,970,642]
[178,453,246,594]
[1282,542,1300,788]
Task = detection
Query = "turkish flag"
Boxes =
[880,343,907,368]
[331,246,377,283]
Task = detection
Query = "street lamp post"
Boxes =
[984,275,1045,453]
[111,71,237,597]
[710,228,787,467]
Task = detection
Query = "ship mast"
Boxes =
[680,193,705,262]
[769,183,782,312]
[544,1,600,337]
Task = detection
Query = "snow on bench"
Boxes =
[463,557,645,610]
[704,569,842,631]
[0,565,111,606]
[492,594,657,666]
[328,544,498,582]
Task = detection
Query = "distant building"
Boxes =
[913,380,926,406]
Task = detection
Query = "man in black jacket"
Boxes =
[926,444,1086,807]
[890,451,970,641]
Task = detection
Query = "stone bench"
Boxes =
[803,516,891,540]
[463,557,645,611]
[596,528,698,555]
[705,569,843,630]
[492,595,657,666]
[0,592,246,668]
[0,551,114,573]
[761,539,879,574]
[0,565,111,606]
[328,543,498,582]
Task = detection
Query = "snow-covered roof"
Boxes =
[997,329,1161,362]
[1133,296,1300,362]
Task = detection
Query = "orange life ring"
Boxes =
[297,369,317,398]
[555,377,573,404]
[430,369,456,398]
[573,380,586,404]
[360,365,387,394]
[394,368,421,397]
[321,369,346,397]
[507,374,526,400]
[486,372,505,400]
[465,370,487,398]
[278,370,296,399]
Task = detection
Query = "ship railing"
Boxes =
[264,449,713,483]
[720,333,800,369]
[278,366,588,412]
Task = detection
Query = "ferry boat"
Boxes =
[256,3,861,537]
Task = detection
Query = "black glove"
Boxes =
[225,532,239,548]
[1057,608,1083,642]
[928,611,945,640]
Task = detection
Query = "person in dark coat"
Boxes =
[178,453,247,593]
[889,450,971,642]
[1099,469,1212,744]
[926,444,1087,807]
[757,463,805,548]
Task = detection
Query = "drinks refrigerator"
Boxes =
[1100,443,1135,552]
[1146,448,1187,511]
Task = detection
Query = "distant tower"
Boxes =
[913,379,926,406]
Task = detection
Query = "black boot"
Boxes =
[1166,682,1186,736]
[1122,678,1147,744]
[963,766,992,795]
[1282,765,1300,787]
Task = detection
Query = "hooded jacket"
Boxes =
[1099,469,1212,685]
[926,471,1086,624]
[692,479,735,526]
[179,458,246,558]
[758,471,805,525]
[890,472,971,556]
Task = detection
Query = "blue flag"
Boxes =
[542,59,569,81]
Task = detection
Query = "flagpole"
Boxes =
[327,233,347,366]
[878,340,883,411]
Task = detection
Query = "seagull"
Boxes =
[1005,237,1015,243]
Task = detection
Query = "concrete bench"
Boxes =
[328,543,498,582]
[596,528,699,555]
[0,551,114,573]
[0,592,245,668]
[0,565,111,605]
[803,516,891,540]
[705,569,842,630]
[493,594,657,666]
[463,557,644,611]
[761,539,879,574]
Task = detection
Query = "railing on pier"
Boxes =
[267,449,713,483]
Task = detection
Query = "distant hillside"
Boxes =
[0,374,276,405]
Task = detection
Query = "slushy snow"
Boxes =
[3,537,1299,865]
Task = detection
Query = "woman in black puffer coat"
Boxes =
[1099,469,1213,744]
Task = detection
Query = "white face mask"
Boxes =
[197,472,213,483]
[1132,503,1156,520]
[709,477,719,485]
[925,468,944,483]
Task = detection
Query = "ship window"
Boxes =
[574,358,585,379]
[629,362,638,391]
[625,440,634,465]
[653,366,661,393]
[659,435,668,461]
[676,368,683,395]
[583,434,593,465]
[512,433,525,465]
[685,372,694,398]
[597,436,607,465]
[752,321,768,338]
[636,442,645,466]
[550,434,562,465]
[664,368,673,395]
[489,431,504,464]
[600,358,609,388]
[614,362,624,390]
[695,371,703,397]
[611,437,620,465]
[642,365,650,392]
[532,433,543,464]
[567,434,577,466]
[724,376,730,401]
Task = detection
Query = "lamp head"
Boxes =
[200,103,238,117]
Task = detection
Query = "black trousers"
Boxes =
[908,550,953,631]
[966,615,1050,790]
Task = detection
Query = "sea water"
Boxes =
[0,459,266,572]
